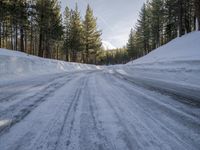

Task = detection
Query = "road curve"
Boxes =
[0,70,199,150]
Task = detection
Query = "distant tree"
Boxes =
[195,0,200,30]
[97,47,128,65]
[0,0,5,48]
[164,0,177,42]
[83,4,102,64]
[36,0,63,58]
[0,0,104,64]
[137,3,150,54]
[127,28,137,60]
[70,4,84,62]
[63,6,71,61]
[150,0,165,48]
[127,0,198,62]
[18,0,27,52]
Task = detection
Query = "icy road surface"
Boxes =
[0,70,200,150]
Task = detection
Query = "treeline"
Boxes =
[127,0,200,60]
[63,4,102,63]
[0,0,63,58]
[98,48,129,65]
[0,0,102,64]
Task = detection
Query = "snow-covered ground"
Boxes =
[130,31,200,63]
[0,48,98,81]
[0,32,200,150]
[112,31,200,102]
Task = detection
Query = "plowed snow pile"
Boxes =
[129,31,200,64]
[0,49,97,80]
[114,31,200,91]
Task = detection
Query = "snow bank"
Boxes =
[114,31,200,93]
[128,31,200,64]
[0,49,97,80]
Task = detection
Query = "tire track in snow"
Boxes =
[113,71,200,107]
[79,74,116,150]
[0,73,87,150]
[97,83,143,150]
[17,75,88,150]
[0,75,72,135]
[101,72,200,150]
[0,73,70,103]
[109,72,200,131]
[99,75,174,149]
[53,76,88,150]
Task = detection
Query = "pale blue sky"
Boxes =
[60,0,146,48]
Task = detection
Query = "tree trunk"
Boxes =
[178,0,183,37]
[15,24,18,50]
[10,26,13,50]
[38,31,43,57]
[72,50,76,62]
[20,25,24,52]
[33,32,37,55]
[2,21,4,47]
[0,22,1,48]
[195,0,200,31]
[30,23,33,54]
[25,30,27,52]
[86,44,89,63]
[56,44,59,60]
[65,48,69,61]
[5,21,8,48]
[45,37,50,58]
[94,53,97,65]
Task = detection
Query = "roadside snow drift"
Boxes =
[113,31,200,101]
[129,31,200,64]
[0,49,97,80]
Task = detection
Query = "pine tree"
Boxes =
[18,0,28,52]
[137,3,150,54]
[195,0,200,30]
[150,0,164,48]
[27,0,37,55]
[0,0,4,48]
[83,4,102,64]
[1,1,105,64]
[127,0,198,62]
[63,6,71,61]
[164,0,176,42]
[127,28,136,60]
[47,0,63,58]
[36,0,63,58]
[70,4,84,62]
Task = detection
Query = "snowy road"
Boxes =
[0,70,200,150]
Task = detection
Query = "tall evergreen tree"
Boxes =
[195,0,200,30]
[137,3,150,54]
[164,0,177,42]
[36,0,62,58]
[70,4,83,62]
[47,0,63,58]
[150,0,164,48]
[127,28,137,59]
[0,0,4,48]
[83,4,102,64]
[18,0,28,52]
[0,1,103,64]
[63,6,71,61]
[127,0,199,61]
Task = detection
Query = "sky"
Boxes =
[60,0,146,48]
